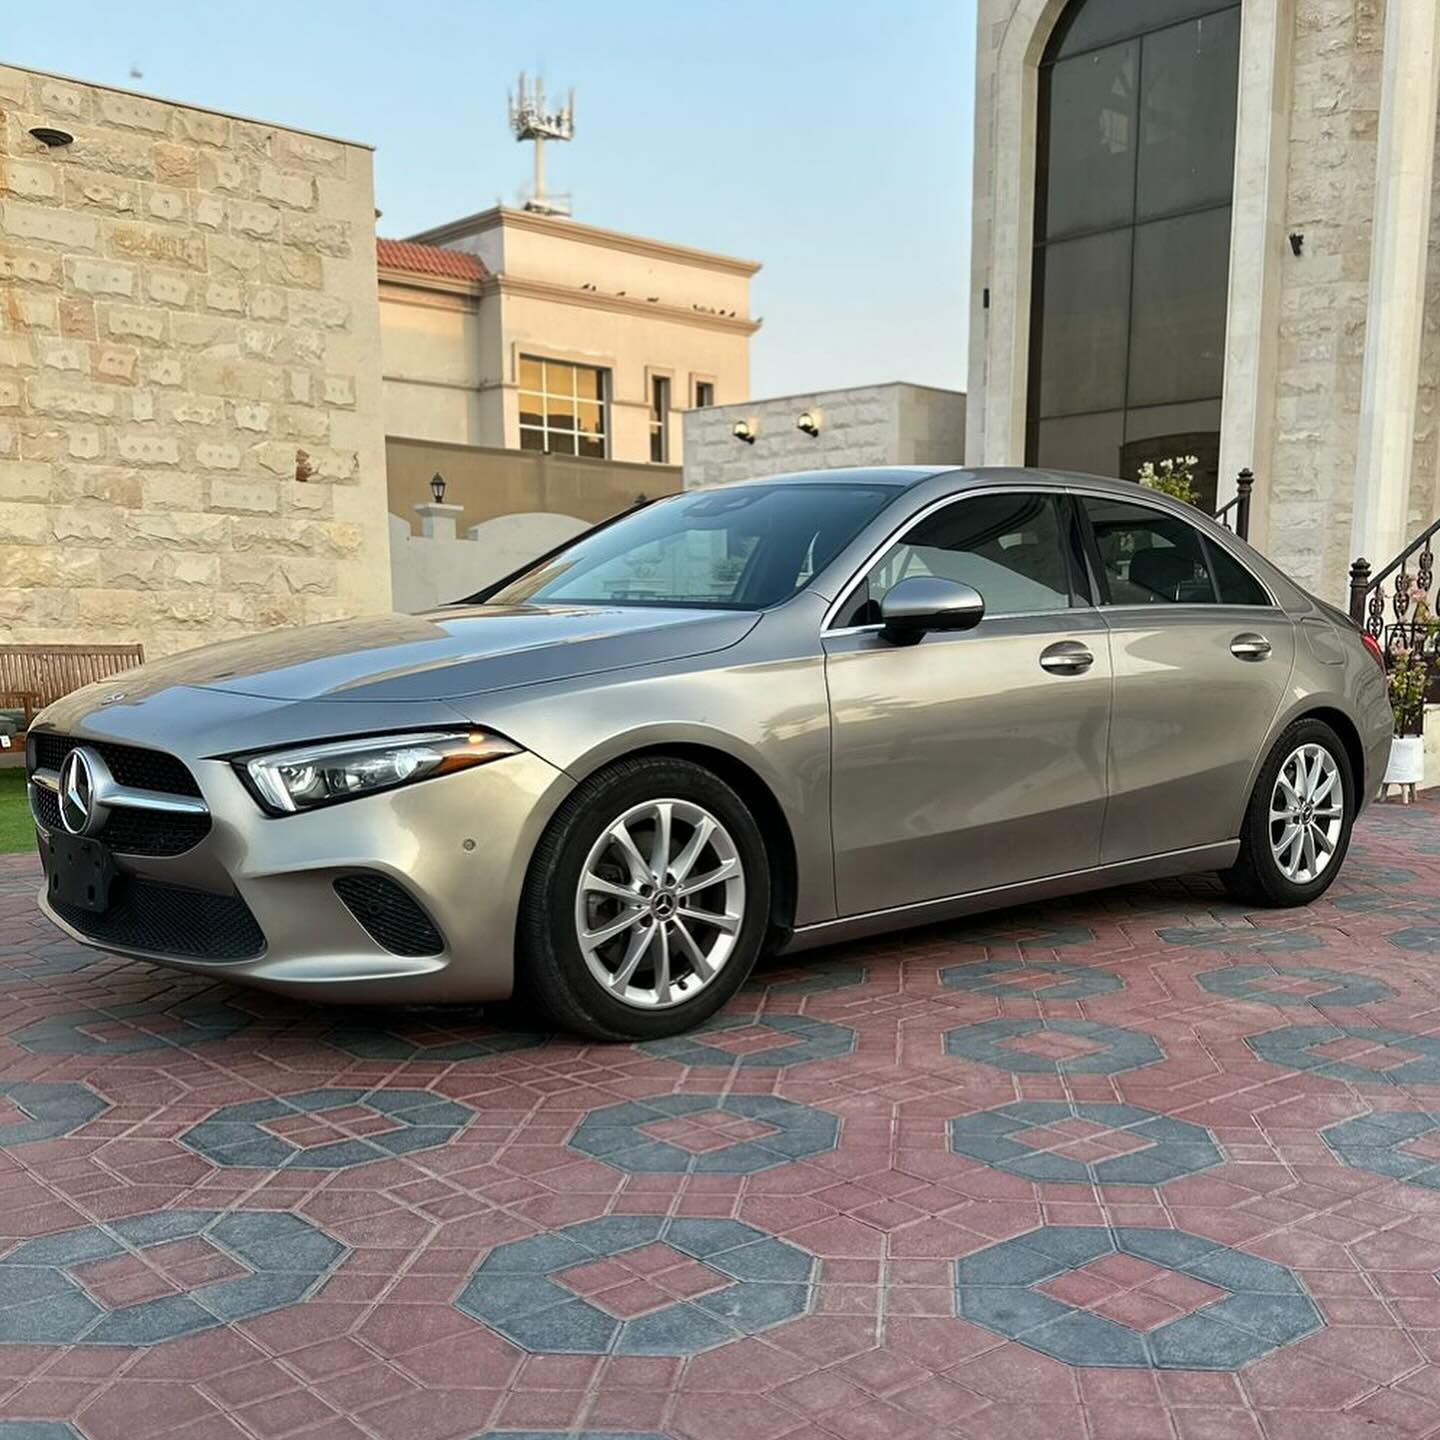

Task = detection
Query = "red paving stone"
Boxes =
[7,801,1440,1435]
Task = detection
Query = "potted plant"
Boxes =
[1138,454,1200,506]
[1384,636,1428,802]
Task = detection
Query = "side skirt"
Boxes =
[779,841,1241,954]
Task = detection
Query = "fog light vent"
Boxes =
[334,873,444,957]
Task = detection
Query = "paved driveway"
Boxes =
[4,803,1440,1439]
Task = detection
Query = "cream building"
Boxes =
[0,64,390,656]
[968,0,1440,602]
[378,206,760,466]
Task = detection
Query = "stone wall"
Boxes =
[0,66,390,657]
[683,383,966,488]
[1265,0,1383,593]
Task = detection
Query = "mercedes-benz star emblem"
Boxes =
[58,747,105,836]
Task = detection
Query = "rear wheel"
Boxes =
[1221,718,1355,907]
[517,757,770,1040]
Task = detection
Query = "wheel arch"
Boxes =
[566,738,801,945]
[1296,704,1367,797]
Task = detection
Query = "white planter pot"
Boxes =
[1385,735,1425,786]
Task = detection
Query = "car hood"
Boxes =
[75,605,760,706]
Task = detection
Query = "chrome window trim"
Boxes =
[820,484,1086,634]
[1064,485,1280,611]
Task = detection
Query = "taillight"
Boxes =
[1361,632,1387,672]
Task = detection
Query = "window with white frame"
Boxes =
[518,356,608,458]
[649,374,672,463]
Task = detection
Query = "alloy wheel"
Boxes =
[1269,742,1344,884]
[574,798,746,1010]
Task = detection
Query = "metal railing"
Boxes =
[1348,515,1440,639]
[1212,468,1254,541]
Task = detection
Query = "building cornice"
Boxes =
[481,273,761,335]
[377,268,481,307]
[408,205,762,278]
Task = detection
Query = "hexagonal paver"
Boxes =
[1156,926,1322,955]
[944,1019,1165,1076]
[179,1087,475,1170]
[1196,964,1394,1007]
[1323,1110,1440,1190]
[570,1094,840,1175]
[0,1426,83,1440]
[951,921,1096,948]
[457,1215,814,1354]
[941,958,1123,1000]
[949,1102,1221,1186]
[0,1210,347,1345]
[0,1082,108,1147]
[638,1014,857,1069]
[956,1225,1321,1369]
[10,996,253,1056]
[476,1434,671,1440]
[744,963,868,995]
[320,1018,547,1061]
[1388,928,1440,955]
[1248,1025,1440,1085]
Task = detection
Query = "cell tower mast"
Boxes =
[508,73,575,218]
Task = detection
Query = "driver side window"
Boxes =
[835,492,1082,628]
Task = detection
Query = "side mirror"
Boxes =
[879,577,985,646]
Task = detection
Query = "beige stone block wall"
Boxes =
[0,66,390,657]
[1265,0,1383,595]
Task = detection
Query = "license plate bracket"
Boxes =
[45,833,117,914]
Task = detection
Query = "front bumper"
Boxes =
[35,748,573,1004]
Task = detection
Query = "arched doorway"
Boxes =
[1025,0,1241,508]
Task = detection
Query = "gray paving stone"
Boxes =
[638,1014,857,1070]
[1196,963,1394,1007]
[940,957,1124,999]
[944,1018,1165,1077]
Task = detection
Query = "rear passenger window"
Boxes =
[1082,498,1218,605]
[1206,538,1271,606]
[835,492,1083,627]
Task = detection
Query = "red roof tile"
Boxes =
[376,238,487,283]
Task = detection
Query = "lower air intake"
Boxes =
[334,873,445,957]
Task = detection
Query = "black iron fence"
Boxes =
[1212,468,1255,542]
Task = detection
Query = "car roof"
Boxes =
[694,465,1165,498]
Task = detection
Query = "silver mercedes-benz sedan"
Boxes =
[28,467,1392,1040]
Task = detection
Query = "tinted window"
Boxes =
[1028,2,1240,496]
[1206,538,1271,606]
[836,493,1080,627]
[1083,497,1217,604]
[487,483,895,610]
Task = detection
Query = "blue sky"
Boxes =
[4,2,975,397]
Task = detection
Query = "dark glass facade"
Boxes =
[1026,0,1241,507]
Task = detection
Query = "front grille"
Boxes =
[27,731,210,857]
[28,732,202,797]
[334,873,445,957]
[49,876,265,962]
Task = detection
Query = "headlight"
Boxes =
[238,731,521,815]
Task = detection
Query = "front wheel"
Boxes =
[517,757,771,1041]
[1222,718,1356,907]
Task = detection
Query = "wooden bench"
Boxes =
[0,644,145,733]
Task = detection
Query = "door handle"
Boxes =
[1039,641,1094,675]
[1230,633,1271,661]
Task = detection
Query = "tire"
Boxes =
[517,756,771,1041]
[1221,717,1356,907]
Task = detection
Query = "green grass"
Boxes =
[0,768,34,854]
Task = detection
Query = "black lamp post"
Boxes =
[430,472,447,503]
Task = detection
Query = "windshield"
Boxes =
[486,483,898,610]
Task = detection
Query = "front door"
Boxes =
[824,490,1113,916]
[1077,494,1298,864]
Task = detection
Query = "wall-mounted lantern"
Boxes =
[796,411,821,437]
[732,420,756,445]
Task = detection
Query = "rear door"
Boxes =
[1077,493,1297,864]
[824,489,1113,915]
